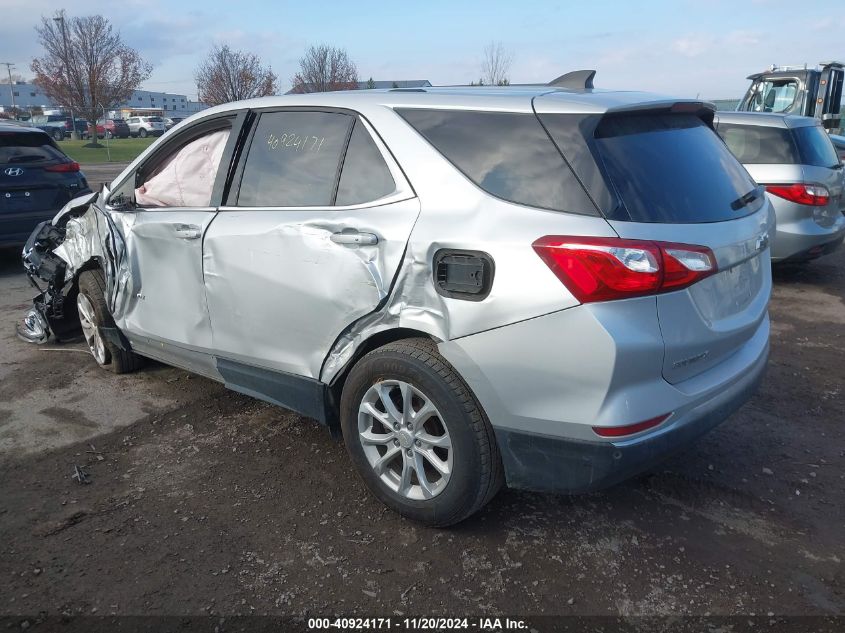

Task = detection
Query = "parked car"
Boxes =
[164,117,185,131]
[126,116,165,138]
[18,80,773,525]
[98,118,131,139]
[29,115,89,141]
[0,123,90,245]
[830,134,845,162]
[715,112,845,262]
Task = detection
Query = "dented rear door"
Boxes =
[204,108,419,379]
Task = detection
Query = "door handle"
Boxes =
[330,231,379,246]
[173,223,202,240]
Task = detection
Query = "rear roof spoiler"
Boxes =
[548,70,596,90]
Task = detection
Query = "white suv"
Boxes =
[126,116,165,138]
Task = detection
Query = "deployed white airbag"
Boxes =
[135,129,229,207]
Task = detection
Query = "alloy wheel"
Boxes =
[358,380,453,500]
[77,293,107,365]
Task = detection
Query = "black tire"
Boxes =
[105,131,112,139]
[52,129,64,142]
[77,270,144,374]
[340,338,503,527]
[138,128,148,138]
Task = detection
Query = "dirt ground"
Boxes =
[0,204,843,624]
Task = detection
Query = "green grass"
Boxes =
[58,137,157,164]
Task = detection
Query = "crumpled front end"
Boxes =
[16,192,114,344]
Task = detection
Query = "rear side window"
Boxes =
[716,123,798,164]
[397,108,597,214]
[336,119,395,206]
[591,114,758,223]
[0,132,66,165]
[238,111,352,207]
[792,125,840,168]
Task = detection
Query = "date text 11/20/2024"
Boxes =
[307,617,529,630]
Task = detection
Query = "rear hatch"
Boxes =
[791,121,845,219]
[537,99,772,384]
[0,130,84,215]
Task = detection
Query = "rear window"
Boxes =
[590,114,758,223]
[336,119,395,206]
[146,117,164,123]
[0,132,65,165]
[396,109,597,214]
[716,123,798,164]
[792,125,840,168]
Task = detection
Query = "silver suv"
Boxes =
[126,116,166,138]
[715,112,845,262]
[19,81,773,526]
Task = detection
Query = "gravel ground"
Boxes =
[0,237,843,623]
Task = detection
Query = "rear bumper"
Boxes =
[771,210,845,262]
[438,301,770,494]
[494,342,767,492]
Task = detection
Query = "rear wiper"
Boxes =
[832,163,843,170]
[730,186,761,211]
[8,155,47,163]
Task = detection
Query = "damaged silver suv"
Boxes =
[18,73,773,526]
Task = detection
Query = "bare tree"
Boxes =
[195,45,278,106]
[290,45,358,93]
[31,11,151,144]
[481,41,512,86]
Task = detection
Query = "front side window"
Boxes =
[237,111,352,207]
[335,119,395,206]
[716,123,798,164]
[134,126,231,208]
[396,108,596,213]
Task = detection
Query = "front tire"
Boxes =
[340,338,503,526]
[76,270,143,374]
[52,129,64,142]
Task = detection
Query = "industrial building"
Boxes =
[0,81,208,118]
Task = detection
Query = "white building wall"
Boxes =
[0,82,208,117]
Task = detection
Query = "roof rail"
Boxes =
[548,70,596,90]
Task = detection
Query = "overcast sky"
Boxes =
[2,0,843,100]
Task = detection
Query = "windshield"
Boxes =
[750,79,799,114]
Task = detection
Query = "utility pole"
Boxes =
[1,62,16,115]
[53,13,78,140]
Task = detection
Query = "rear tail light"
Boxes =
[592,413,672,438]
[532,236,717,303]
[765,183,829,206]
[45,162,80,173]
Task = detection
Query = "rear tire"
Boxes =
[139,128,148,138]
[340,338,503,527]
[52,129,64,142]
[76,270,143,374]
